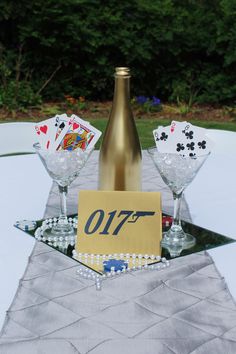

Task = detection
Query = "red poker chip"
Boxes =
[162,216,173,227]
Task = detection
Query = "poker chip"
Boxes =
[103,259,128,272]
[162,216,173,227]
[15,220,37,231]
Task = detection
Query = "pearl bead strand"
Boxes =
[73,251,170,290]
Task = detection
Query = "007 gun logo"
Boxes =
[84,209,156,236]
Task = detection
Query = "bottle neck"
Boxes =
[113,76,130,108]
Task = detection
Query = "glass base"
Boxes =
[161,230,196,258]
[51,223,74,235]
[42,227,76,243]
[40,218,76,245]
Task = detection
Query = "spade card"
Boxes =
[52,114,74,149]
[54,114,70,141]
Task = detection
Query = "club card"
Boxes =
[153,126,178,153]
[153,121,214,156]
[167,121,192,154]
[153,126,169,146]
[178,122,214,155]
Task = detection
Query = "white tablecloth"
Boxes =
[0,155,51,328]
[1,135,236,329]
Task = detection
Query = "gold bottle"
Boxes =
[98,67,142,191]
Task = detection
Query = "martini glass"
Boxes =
[34,143,94,242]
[147,147,210,257]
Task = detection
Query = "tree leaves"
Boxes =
[0,0,236,103]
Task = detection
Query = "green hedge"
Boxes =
[0,0,236,108]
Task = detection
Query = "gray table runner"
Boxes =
[1,151,236,353]
[1,246,236,354]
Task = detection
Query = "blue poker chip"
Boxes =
[103,259,128,272]
[15,220,37,231]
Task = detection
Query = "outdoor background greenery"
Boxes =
[88,119,236,149]
[0,0,236,111]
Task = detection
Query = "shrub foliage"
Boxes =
[0,0,236,108]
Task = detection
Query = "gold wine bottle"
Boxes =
[98,67,142,191]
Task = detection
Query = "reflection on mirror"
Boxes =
[15,214,235,275]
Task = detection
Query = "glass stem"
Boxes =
[171,192,183,232]
[58,185,68,225]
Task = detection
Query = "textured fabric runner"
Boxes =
[1,151,236,353]
[1,245,236,353]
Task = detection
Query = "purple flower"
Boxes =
[136,95,148,104]
[152,96,161,106]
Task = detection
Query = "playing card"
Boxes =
[34,113,102,152]
[153,121,214,156]
[153,126,167,143]
[57,115,101,151]
[189,127,214,156]
[54,114,69,140]
[51,114,74,150]
[34,118,57,150]
[153,126,176,153]
[178,122,214,156]
[167,121,189,153]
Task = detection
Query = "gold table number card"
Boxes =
[76,191,162,256]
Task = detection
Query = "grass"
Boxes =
[88,119,236,149]
[1,117,236,149]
